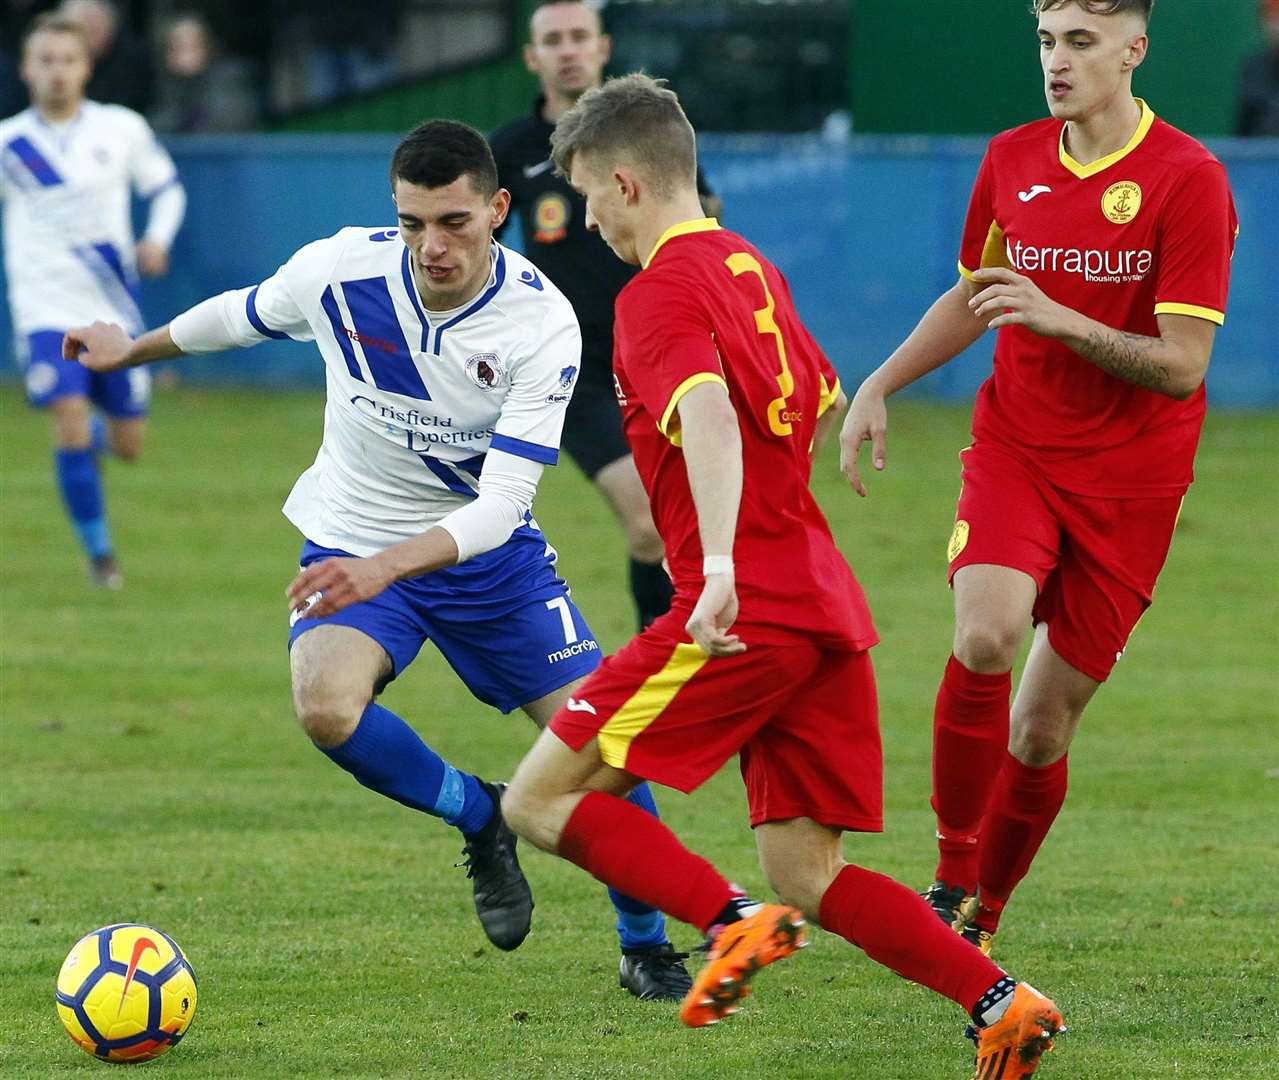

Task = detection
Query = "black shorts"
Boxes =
[560,374,631,479]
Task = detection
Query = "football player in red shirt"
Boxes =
[840,0,1237,957]
[502,73,1064,1075]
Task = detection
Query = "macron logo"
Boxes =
[1018,185,1053,203]
[565,697,597,715]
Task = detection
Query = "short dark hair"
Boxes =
[389,119,498,197]
[530,0,600,30]
[550,73,696,198]
[1031,0,1154,22]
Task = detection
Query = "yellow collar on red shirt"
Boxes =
[1058,98,1156,180]
[643,217,722,269]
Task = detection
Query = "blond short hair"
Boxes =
[550,73,697,198]
[22,13,92,57]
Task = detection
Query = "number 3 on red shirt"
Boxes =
[725,252,795,437]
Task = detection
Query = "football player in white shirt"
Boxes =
[65,119,692,1000]
[1,14,185,588]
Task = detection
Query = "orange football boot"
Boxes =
[969,983,1065,1079]
[679,904,807,1028]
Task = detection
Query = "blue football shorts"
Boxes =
[22,330,150,417]
[287,527,602,714]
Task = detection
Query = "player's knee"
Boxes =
[622,514,664,563]
[112,441,142,463]
[1008,714,1071,767]
[497,781,541,846]
[953,622,1021,673]
[761,864,828,923]
[292,682,367,749]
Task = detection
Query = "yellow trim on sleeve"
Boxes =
[1059,98,1156,180]
[1154,302,1226,326]
[980,221,1010,270]
[597,643,710,769]
[959,220,1009,282]
[817,374,842,418]
[643,217,722,268]
[658,371,728,441]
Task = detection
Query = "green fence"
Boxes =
[851,0,1262,136]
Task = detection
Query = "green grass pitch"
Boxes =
[1,387,1276,1078]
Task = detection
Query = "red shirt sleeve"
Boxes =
[957,147,1002,280]
[1153,160,1237,325]
[614,273,726,438]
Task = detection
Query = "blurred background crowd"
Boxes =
[0,0,847,134]
[1,0,1275,404]
[1,0,1275,137]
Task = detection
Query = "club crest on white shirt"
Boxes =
[465,352,506,390]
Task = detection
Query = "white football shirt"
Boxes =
[0,101,182,339]
[203,228,583,556]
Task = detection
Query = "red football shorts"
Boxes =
[947,441,1184,682]
[550,612,883,832]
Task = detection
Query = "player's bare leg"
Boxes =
[520,679,585,730]
[972,624,1099,944]
[504,729,805,1026]
[1010,624,1097,766]
[48,394,122,588]
[754,817,845,918]
[291,624,531,949]
[756,817,1064,1072]
[105,416,146,463]
[593,453,672,628]
[289,624,389,747]
[594,454,664,563]
[520,681,690,999]
[49,393,93,449]
[952,565,1037,675]
[928,565,1036,940]
[504,729,637,847]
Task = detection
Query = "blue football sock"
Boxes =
[610,783,671,949]
[319,703,494,834]
[54,447,111,559]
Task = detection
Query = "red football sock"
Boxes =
[558,791,734,933]
[932,654,1011,892]
[974,752,1069,932]
[818,864,1005,1014]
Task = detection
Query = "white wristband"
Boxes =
[702,555,735,577]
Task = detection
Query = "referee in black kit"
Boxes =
[490,0,720,629]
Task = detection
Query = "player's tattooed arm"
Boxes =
[1062,312,1217,400]
[968,268,1216,400]
[1073,327,1172,393]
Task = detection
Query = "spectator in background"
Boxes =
[150,12,259,133]
[288,0,400,106]
[1237,0,1279,135]
[59,0,152,114]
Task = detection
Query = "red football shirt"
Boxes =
[958,100,1238,496]
[612,219,876,650]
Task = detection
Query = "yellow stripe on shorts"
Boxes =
[597,643,710,769]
